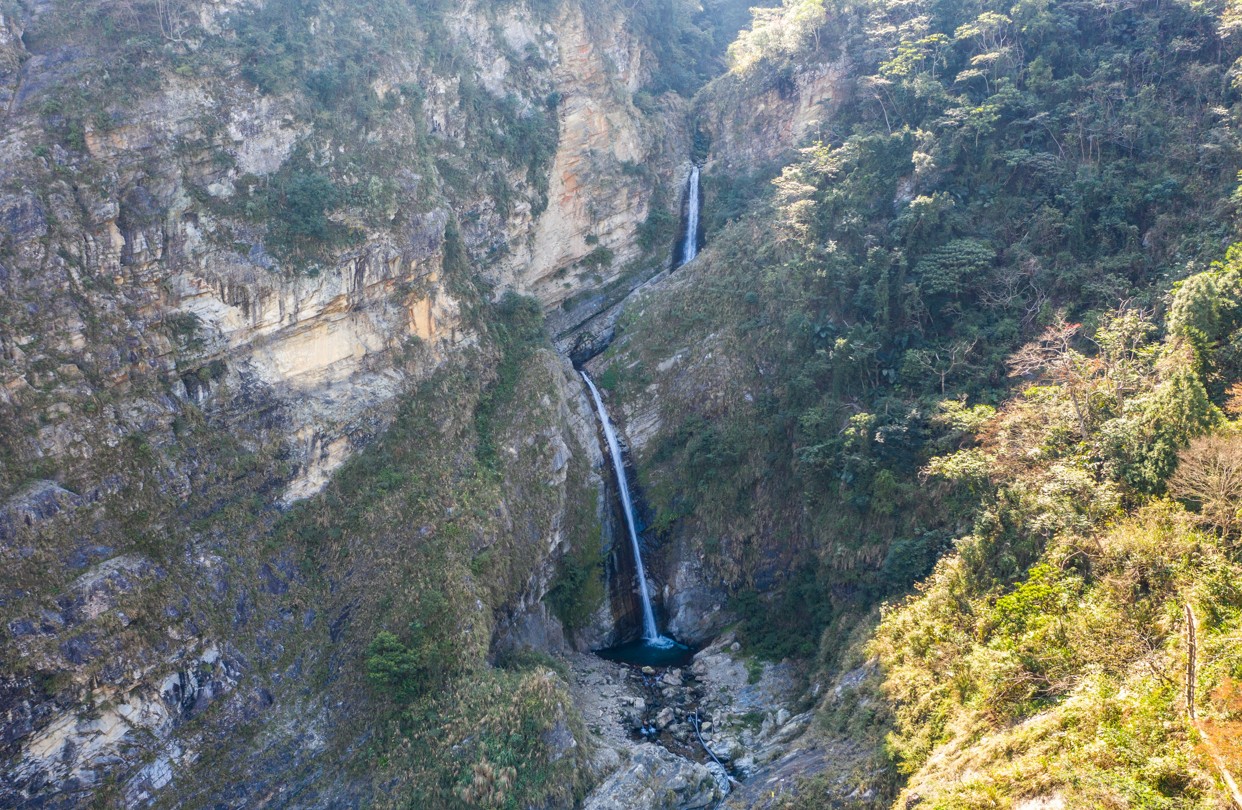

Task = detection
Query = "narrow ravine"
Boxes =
[577,158,708,658]
[570,162,808,808]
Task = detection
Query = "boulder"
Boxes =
[583,744,723,810]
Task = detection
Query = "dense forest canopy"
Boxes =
[629,0,1242,598]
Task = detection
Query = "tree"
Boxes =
[728,0,828,72]
[365,631,425,700]
[156,0,191,42]
[1102,359,1219,494]
[365,587,459,701]
[1168,433,1242,539]
[1168,272,1223,357]
[281,171,339,240]
[1093,305,1156,411]
[905,337,979,394]
[1008,320,1099,437]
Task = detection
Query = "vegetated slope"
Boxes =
[588,0,1242,801]
[868,272,1242,806]
[781,259,1242,807]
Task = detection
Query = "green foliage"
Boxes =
[626,0,775,96]
[872,496,1229,805]
[365,587,460,701]
[231,159,359,271]
[475,293,547,468]
[913,238,994,297]
[457,82,560,215]
[1169,272,1225,354]
[607,0,1242,784]
[546,542,605,631]
[735,559,833,660]
[729,0,827,72]
[277,170,340,241]
[637,197,678,253]
[859,259,1242,802]
[1102,363,1221,493]
[391,670,591,809]
[164,312,204,350]
[269,329,588,805]
[366,632,428,700]
[880,530,951,586]
[580,245,615,270]
[1168,246,1242,393]
[701,165,781,237]
[745,657,764,684]
[611,0,1242,661]
[691,125,712,164]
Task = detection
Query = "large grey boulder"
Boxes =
[584,743,723,810]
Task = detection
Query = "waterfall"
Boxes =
[679,165,701,267]
[582,371,673,648]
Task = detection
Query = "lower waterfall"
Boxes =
[581,371,674,649]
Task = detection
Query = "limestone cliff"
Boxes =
[0,0,697,804]
[0,0,686,507]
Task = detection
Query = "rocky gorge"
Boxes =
[8,0,1241,807]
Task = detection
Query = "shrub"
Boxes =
[474,293,546,468]
[280,171,340,241]
[547,543,605,631]
[735,560,832,660]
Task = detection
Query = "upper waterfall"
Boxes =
[581,371,673,648]
[679,165,701,267]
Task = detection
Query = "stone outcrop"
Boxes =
[699,56,851,171]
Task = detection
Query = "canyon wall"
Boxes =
[0,0,692,804]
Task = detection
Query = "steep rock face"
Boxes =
[0,0,695,804]
[421,2,690,317]
[566,45,862,648]
[0,0,838,803]
[0,44,458,505]
[699,57,850,171]
[582,288,756,646]
[489,351,610,657]
[492,8,687,309]
[0,347,611,808]
[0,0,687,507]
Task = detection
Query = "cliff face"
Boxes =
[576,47,858,646]
[698,55,850,172]
[0,0,684,507]
[0,0,692,804]
[484,6,689,309]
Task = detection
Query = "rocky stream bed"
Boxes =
[569,633,826,809]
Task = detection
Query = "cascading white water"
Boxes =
[680,165,701,267]
[582,371,673,648]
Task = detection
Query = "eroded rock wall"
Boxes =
[0,0,693,804]
[699,56,851,171]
